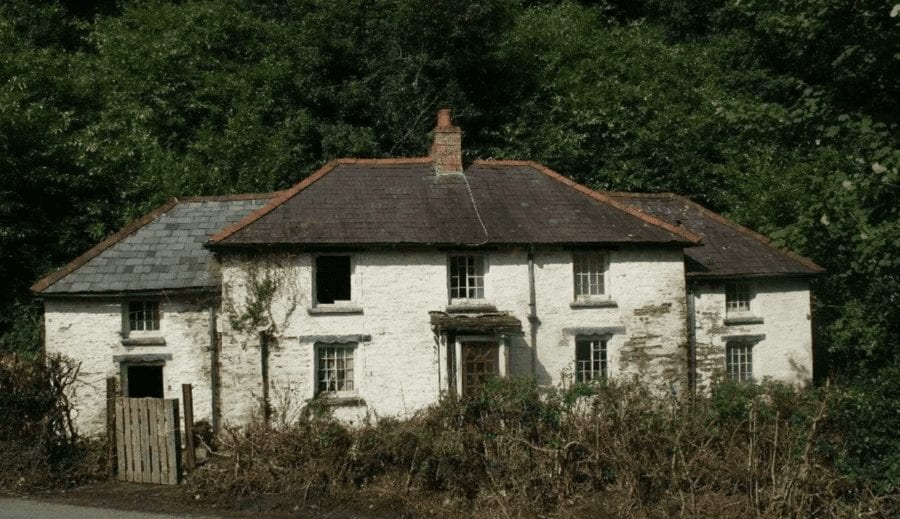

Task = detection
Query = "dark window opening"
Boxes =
[127,365,164,398]
[316,256,351,304]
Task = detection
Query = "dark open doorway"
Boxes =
[126,365,164,398]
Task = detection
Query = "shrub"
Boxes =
[186,378,897,517]
[0,352,105,491]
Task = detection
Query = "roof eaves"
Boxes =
[31,198,182,294]
[669,194,825,274]
[474,160,702,245]
[208,157,434,245]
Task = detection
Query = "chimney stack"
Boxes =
[431,108,463,175]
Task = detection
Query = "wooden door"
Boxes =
[461,342,499,397]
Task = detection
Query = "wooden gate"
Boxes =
[114,397,181,485]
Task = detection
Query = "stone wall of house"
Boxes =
[217,246,690,427]
[692,277,813,387]
[532,247,688,390]
[43,296,214,437]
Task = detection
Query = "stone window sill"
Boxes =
[570,299,618,309]
[445,302,498,313]
[307,304,363,315]
[122,337,166,346]
[724,316,764,326]
[317,395,365,407]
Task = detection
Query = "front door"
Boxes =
[461,342,499,397]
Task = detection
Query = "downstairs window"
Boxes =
[575,337,607,383]
[316,343,356,395]
[725,341,753,381]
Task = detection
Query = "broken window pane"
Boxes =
[316,255,351,304]
[575,337,607,382]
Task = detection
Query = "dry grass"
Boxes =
[186,378,898,518]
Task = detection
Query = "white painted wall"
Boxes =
[692,277,813,387]
[45,249,813,438]
[43,297,214,437]
[217,246,690,427]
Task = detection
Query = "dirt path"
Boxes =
[3,481,379,519]
[0,498,220,519]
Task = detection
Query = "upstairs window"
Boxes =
[725,341,753,381]
[575,337,607,383]
[316,343,356,395]
[725,282,751,314]
[449,255,484,300]
[128,301,160,332]
[316,255,352,304]
[573,252,607,300]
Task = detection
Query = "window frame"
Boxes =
[725,340,754,382]
[124,300,161,335]
[572,251,609,302]
[447,253,487,303]
[315,342,358,397]
[312,253,356,307]
[725,282,753,316]
[575,335,608,383]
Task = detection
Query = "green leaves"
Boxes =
[0,0,897,385]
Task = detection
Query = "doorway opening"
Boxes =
[126,364,164,398]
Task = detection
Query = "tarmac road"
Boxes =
[0,498,222,519]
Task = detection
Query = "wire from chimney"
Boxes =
[462,172,489,246]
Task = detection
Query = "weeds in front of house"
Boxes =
[0,353,106,492]
[186,377,899,518]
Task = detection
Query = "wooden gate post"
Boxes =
[182,384,196,471]
[106,377,117,477]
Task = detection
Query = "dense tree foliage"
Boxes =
[1,1,897,386]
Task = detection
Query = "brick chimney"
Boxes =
[430,108,463,175]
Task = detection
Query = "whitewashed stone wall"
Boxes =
[43,297,214,436]
[532,247,688,390]
[692,277,813,387]
[217,246,690,427]
[48,249,815,436]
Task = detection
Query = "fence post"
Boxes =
[106,377,117,477]
[182,383,196,471]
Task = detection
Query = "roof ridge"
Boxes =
[473,160,701,244]
[336,157,433,165]
[31,198,181,293]
[667,194,825,274]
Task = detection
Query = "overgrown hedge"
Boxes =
[187,376,899,517]
[0,353,104,491]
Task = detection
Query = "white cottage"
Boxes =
[33,110,822,436]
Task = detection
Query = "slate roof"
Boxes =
[607,193,823,278]
[210,159,699,247]
[32,195,275,294]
